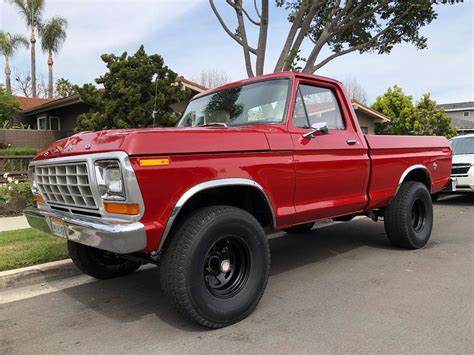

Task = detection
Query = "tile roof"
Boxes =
[14,96,53,111]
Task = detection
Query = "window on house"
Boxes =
[463,111,470,117]
[37,115,61,130]
[294,85,345,130]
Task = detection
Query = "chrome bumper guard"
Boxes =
[24,207,147,254]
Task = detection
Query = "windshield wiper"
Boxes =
[197,123,228,127]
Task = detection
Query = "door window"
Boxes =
[294,85,345,130]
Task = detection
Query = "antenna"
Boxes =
[152,73,158,128]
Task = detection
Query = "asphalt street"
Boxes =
[1,193,473,354]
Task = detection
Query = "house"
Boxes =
[351,99,390,134]
[436,101,474,135]
[3,79,389,149]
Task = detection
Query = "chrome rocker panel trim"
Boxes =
[157,178,277,253]
[24,207,146,254]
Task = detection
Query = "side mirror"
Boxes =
[302,122,329,139]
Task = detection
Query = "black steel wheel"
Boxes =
[203,237,250,298]
[160,205,270,328]
[384,181,433,249]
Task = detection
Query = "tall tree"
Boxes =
[210,0,462,77]
[9,0,45,97]
[192,69,232,89]
[55,77,76,98]
[372,85,457,138]
[75,46,190,131]
[0,31,29,94]
[39,17,68,98]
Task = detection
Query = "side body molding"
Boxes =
[396,164,432,194]
[157,178,277,252]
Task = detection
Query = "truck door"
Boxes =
[289,79,370,223]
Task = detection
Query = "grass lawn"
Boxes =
[0,228,69,272]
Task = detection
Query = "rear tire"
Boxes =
[384,181,433,249]
[283,222,315,234]
[160,205,270,328]
[68,241,141,280]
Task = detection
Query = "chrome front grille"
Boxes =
[35,162,97,209]
[451,163,471,176]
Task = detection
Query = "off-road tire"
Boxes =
[283,222,315,234]
[384,181,433,249]
[68,241,141,279]
[159,205,270,328]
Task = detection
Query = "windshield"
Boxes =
[450,137,474,155]
[178,79,290,127]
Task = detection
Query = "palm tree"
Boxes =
[39,17,67,98]
[0,31,29,94]
[9,0,45,97]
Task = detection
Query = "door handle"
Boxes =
[346,139,358,145]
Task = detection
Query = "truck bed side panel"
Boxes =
[365,135,452,209]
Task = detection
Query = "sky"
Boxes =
[0,0,472,104]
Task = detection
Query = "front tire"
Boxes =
[68,241,141,279]
[160,205,270,328]
[384,181,433,249]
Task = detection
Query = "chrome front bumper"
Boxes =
[24,207,147,254]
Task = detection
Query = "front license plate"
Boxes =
[49,217,67,238]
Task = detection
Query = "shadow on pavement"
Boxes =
[435,193,474,205]
[60,218,392,331]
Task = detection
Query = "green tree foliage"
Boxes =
[210,1,461,76]
[372,85,457,138]
[0,85,20,125]
[75,46,190,132]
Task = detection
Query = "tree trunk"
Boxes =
[30,28,37,98]
[48,51,54,99]
[5,55,11,94]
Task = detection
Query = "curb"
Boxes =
[0,259,81,290]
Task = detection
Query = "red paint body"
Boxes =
[34,72,452,252]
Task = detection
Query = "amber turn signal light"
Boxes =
[35,195,45,204]
[103,202,140,215]
[138,158,170,167]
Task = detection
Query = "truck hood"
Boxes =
[34,127,271,161]
[452,154,474,165]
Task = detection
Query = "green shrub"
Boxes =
[0,174,35,215]
[0,147,39,156]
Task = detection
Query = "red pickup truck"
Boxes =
[24,72,452,328]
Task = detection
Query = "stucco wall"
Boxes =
[354,111,376,134]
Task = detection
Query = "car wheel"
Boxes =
[283,222,315,234]
[384,181,433,249]
[68,241,141,279]
[160,205,270,328]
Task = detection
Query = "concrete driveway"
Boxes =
[1,194,472,354]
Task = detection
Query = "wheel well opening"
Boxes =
[403,169,431,191]
[174,185,273,230]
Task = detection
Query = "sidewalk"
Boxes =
[0,215,29,232]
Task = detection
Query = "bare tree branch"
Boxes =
[255,0,269,75]
[233,0,255,77]
[273,0,311,72]
[254,0,261,18]
[226,0,260,25]
[209,0,257,55]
